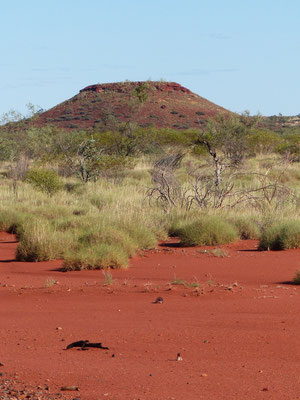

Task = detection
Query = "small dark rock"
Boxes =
[153,297,163,304]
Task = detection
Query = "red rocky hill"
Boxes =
[14,81,231,131]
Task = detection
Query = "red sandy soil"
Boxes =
[1,231,300,399]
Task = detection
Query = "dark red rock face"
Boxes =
[80,81,193,95]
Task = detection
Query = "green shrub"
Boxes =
[259,220,300,250]
[78,226,138,257]
[176,216,239,246]
[124,224,158,250]
[229,216,260,239]
[0,210,27,234]
[26,168,63,196]
[16,221,66,261]
[62,243,128,270]
[247,130,281,154]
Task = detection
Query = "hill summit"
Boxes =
[24,81,230,130]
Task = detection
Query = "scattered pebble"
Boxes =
[61,385,79,391]
[0,374,68,400]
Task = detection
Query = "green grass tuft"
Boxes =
[176,216,239,246]
[229,216,260,239]
[0,210,27,234]
[62,243,128,270]
[259,220,300,250]
[16,220,70,261]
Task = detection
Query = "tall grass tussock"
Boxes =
[175,216,239,246]
[259,220,300,250]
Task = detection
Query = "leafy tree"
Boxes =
[0,109,23,125]
[73,138,103,182]
[195,113,256,186]
[0,103,44,126]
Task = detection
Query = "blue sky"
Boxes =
[1,0,299,116]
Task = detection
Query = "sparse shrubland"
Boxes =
[0,112,299,269]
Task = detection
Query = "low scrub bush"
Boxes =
[121,224,158,250]
[78,226,138,257]
[0,210,27,234]
[176,216,239,246]
[259,220,300,250]
[62,243,128,270]
[16,220,69,261]
[228,216,260,239]
[167,210,200,237]
[26,168,63,196]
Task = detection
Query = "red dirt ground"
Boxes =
[1,231,300,399]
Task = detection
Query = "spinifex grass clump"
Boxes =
[293,270,300,284]
[176,216,239,246]
[16,220,71,261]
[259,220,300,250]
[228,216,260,239]
[0,210,27,234]
[63,243,129,270]
[61,221,160,270]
